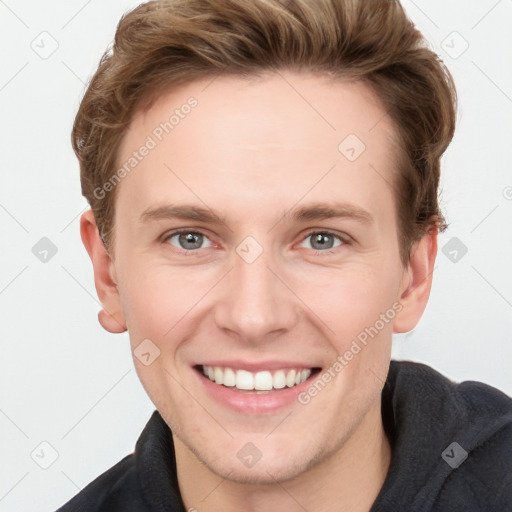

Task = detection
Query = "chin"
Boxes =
[205,456,314,485]
[186,434,331,486]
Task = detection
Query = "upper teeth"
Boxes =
[202,365,312,391]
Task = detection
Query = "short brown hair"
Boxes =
[72,0,456,265]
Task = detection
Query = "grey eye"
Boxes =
[301,232,343,251]
[167,232,212,251]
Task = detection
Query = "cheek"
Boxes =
[120,269,197,410]
[118,265,180,342]
[298,266,397,417]
[119,263,218,354]
[292,261,400,342]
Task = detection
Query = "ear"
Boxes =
[393,228,438,333]
[80,210,127,334]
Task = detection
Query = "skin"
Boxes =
[81,71,437,511]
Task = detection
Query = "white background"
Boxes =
[1,1,511,510]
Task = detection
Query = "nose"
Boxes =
[214,242,298,344]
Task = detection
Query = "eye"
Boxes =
[165,230,212,252]
[299,231,346,253]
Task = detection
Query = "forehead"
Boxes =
[115,71,399,230]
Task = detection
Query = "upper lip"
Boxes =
[195,360,320,372]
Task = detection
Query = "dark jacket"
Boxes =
[56,361,512,511]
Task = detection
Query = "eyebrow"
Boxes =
[139,202,374,226]
[139,205,227,225]
[287,202,373,225]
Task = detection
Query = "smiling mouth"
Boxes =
[196,365,321,393]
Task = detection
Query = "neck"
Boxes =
[175,398,391,512]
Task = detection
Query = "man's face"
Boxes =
[111,72,409,483]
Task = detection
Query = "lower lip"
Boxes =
[195,368,318,414]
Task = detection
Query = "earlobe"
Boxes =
[80,210,127,334]
[98,309,127,334]
[393,229,438,333]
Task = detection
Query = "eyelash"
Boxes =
[162,228,351,257]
